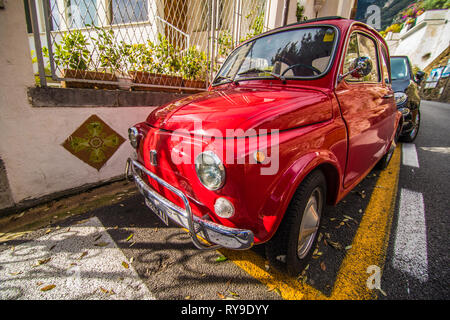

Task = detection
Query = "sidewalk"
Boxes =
[0,180,138,243]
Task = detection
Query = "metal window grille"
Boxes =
[29,0,269,91]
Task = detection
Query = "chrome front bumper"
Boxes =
[125,158,254,250]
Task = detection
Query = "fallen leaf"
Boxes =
[93,234,102,241]
[49,244,57,251]
[34,257,51,267]
[320,261,326,271]
[217,292,225,299]
[129,241,136,247]
[126,234,134,242]
[345,245,352,250]
[327,240,343,250]
[9,271,23,276]
[122,261,129,269]
[79,251,88,260]
[215,255,228,262]
[45,229,52,234]
[228,290,240,297]
[94,242,109,247]
[41,284,56,292]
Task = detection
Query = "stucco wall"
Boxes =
[390,9,450,70]
[0,1,158,209]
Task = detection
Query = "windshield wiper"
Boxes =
[214,75,239,85]
[237,68,286,83]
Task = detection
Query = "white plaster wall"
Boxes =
[392,9,450,70]
[0,1,156,205]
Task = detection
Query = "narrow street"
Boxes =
[1,101,448,301]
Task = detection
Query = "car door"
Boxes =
[335,30,396,189]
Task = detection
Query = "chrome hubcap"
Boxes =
[297,187,322,259]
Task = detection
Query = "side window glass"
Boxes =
[343,34,360,82]
[343,32,380,83]
[380,45,390,84]
[357,34,380,82]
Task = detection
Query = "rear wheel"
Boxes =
[265,170,327,276]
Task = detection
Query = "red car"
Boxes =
[126,17,401,275]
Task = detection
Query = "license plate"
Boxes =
[145,198,169,226]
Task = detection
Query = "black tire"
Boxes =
[265,170,327,276]
[400,109,420,143]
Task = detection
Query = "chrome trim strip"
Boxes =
[126,158,254,250]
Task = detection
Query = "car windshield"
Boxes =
[213,26,338,85]
[390,57,410,80]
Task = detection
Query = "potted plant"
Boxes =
[128,34,184,91]
[54,30,117,89]
[181,46,207,89]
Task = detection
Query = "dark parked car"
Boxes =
[390,55,425,142]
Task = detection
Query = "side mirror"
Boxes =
[415,71,425,84]
[339,56,373,82]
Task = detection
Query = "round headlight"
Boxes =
[195,151,225,190]
[394,92,407,105]
[128,127,140,149]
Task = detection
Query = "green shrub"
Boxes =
[54,31,90,70]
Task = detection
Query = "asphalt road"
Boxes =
[0,101,448,301]
[381,100,450,299]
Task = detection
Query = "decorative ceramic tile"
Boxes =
[62,115,125,171]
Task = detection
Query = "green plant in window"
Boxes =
[54,30,90,70]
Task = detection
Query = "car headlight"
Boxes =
[195,151,225,190]
[128,127,140,149]
[394,92,407,105]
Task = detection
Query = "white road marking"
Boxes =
[392,188,428,282]
[402,143,419,168]
[420,146,450,155]
[0,217,155,300]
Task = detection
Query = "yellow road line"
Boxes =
[220,146,401,300]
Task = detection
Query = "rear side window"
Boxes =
[380,45,390,84]
[343,32,380,83]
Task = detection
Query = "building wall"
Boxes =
[300,0,356,20]
[0,0,156,210]
[388,9,450,70]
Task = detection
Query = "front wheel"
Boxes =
[265,170,327,276]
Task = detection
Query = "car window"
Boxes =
[214,26,338,84]
[390,57,410,81]
[343,32,380,83]
[380,45,390,84]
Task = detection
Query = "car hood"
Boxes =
[146,86,333,137]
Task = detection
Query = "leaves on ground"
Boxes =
[40,284,56,292]
[215,255,228,262]
[94,242,109,247]
[122,261,129,269]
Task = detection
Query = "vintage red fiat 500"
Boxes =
[126,17,401,275]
